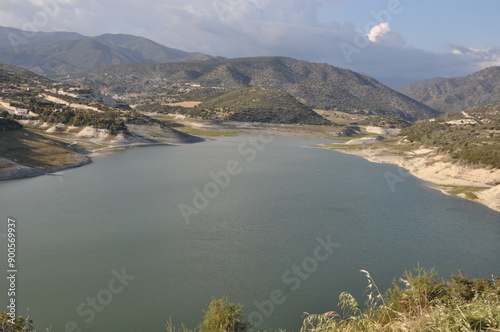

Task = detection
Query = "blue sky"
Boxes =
[1,0,500,85]
[320,0,499,52]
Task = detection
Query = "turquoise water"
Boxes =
[0,135,499,331]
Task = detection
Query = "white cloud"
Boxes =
[367,22,390,43]
[366,22,406,48]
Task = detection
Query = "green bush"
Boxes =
[199,297,249,332]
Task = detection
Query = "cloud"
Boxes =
[366,23,406,48]
[0,0,498,81]
[450,45,500,69]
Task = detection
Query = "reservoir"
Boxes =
[1,135,499,331]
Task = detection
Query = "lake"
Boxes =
[1,135,499,331]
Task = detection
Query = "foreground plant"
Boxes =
[167,297,250,332]
[301,267,500,332]
[0,313,34,332]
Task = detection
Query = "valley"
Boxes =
[1,56,499,212]
[0,18,499,332]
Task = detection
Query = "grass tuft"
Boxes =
[301,267,500,332]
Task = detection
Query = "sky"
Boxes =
[1,0,500,84]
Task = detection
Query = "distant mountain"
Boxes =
[398,67,500,114]
[0,26,220,77]
[0,26,85,46]
[68,56,438,121]
[198,87,330,125]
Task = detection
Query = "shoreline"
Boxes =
[317,142,500,213]
[0,155,93,181]
[2,122,499,214]
[0,141,184,181]
[0,119,206,181]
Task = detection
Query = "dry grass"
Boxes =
[0,129,84,168]
[301,267,500,332]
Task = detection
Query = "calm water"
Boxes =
[0,135,499,331]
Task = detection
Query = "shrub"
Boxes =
[199,297,249,332]
[0,313,35,332]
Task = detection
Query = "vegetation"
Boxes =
[0,63,53,85]
[3,91,168,134]
[320,143,365,150]
[0,313,35,332]
[438,185,489,200]
[196,88,331,125]
[358,115,412,128]
[167,268,499,332]
[401,106,500,168]
[136,88,331,125]
[2,268,497,332]
[301,267,500,332]
[172,125,237,137]
[199,298,249,332]
[0,129,86,169]
[166,297,250,332]
[172,87,228,103]
[136,103,192,115]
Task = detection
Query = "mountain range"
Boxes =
[66,56,439,121]
[398,66,500,114]
[5,25,500,122]
[0,26,221,78]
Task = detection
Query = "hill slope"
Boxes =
[197,88,330,124]
[398,66,500,114]
[401,105,500,168]
[0,63,54,85]
[0,26,219,77]
[68,56,438,121]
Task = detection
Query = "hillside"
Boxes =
[0,63,54,85]
[400,105,500,168]
[196,88,330,124]
[68,56,438,121]
[0,26,219,77]
[0,63,202,180]
[398,66,500,114]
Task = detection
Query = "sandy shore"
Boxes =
[319,143,500,212]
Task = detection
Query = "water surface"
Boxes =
[0,135,498,331]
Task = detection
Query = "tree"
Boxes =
[199,297,249,332]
